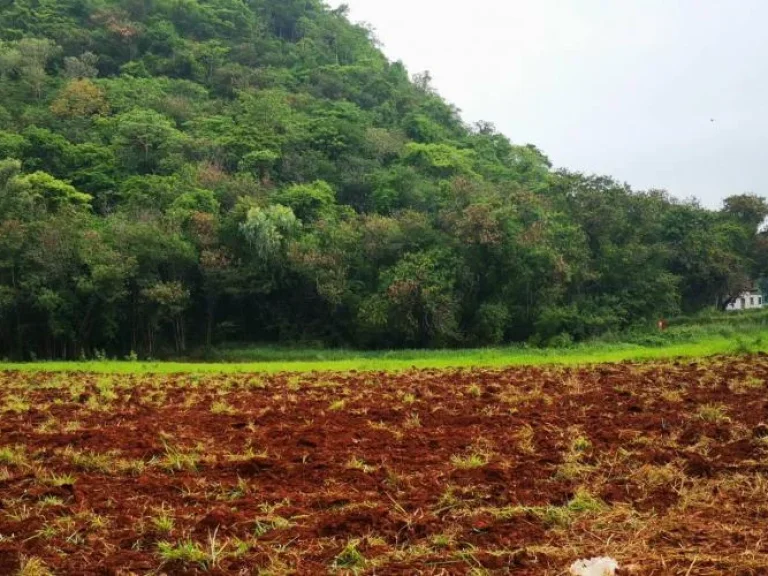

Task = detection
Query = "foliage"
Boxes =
[0,0,766,358]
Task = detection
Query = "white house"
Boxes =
[725,289,764,311]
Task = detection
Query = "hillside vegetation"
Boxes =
[1,0,767,359]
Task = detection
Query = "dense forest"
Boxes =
[0,0,767,359]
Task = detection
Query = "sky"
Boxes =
[326,0,768,208]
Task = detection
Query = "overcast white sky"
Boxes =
[327,0,768,208]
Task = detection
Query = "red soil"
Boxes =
[0,356,767,574]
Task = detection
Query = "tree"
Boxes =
[74,228,136,353]
[51,79,110,119]
[0,218,26,354]
[240,204,300,261]
[1,166,92,218]
[0,38,61,100]
[141,281,190,353]
[722,194,768,232]
[0,133,29,160]
[238,150,280,183]
[404,143,477,179]
[272,180,336,222]
[110,109,186,174]
[63,52,100,79]
[358,249,461,347]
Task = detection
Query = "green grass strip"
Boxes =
[1,330,766,374]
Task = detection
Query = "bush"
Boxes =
[534,304,623,342]
[472,302,509,346]
[546,332,574,349]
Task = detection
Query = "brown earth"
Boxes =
[1,356,768,574]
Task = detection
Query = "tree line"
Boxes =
[1,0,766,359]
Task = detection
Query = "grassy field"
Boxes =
[1,327,767,374]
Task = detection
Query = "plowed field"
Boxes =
[1,356,768,575]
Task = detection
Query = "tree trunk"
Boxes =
[206,297,215,348]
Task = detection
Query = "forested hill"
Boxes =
[0,0,766,359]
